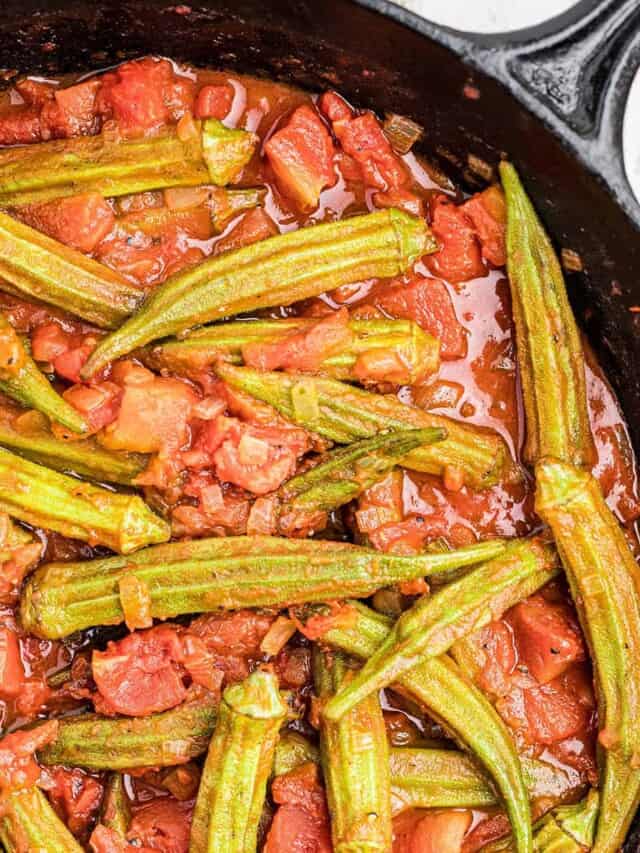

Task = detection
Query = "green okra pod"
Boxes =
[216,363,518,490]
[0,445,169,554]
[313,648,392,853]
[324,538,559,723]
[0,786,84,853]
[0,413,148,485]
[21,535,505,639]
[0,210,143,329]
[0,120,257,207]
[0,314,87,434]
[81,208,435,377]
[99,773,131,838]
[189,669,287,853]
[273,731,320,778]
[140,317,440,384]
[500,162,595,468]
[535,460,640,853]
[305,600,533,853]
[38,690,218,770]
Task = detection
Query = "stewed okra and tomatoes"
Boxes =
[0,55,636,853]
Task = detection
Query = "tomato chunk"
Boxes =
[214,207,278,255]
[425,195,486,283]
[462,185,507,268]
[0,721,58,796]
[0,625,25,698]
[127,798,193,853]
[19,193,115,254]
[62,382,122,435]
[369,275,467,360]
[265,104,336,210]
[194,84,234,119]
[0,107,43,145]
[393,809,472,853]
[186,610,274,683]
[508,592,586,684]
[265,763,332,853]
[31,323,101,383]
[40,80,101,139]
[45,766,104,839]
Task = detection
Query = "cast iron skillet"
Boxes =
[0,0,639,845]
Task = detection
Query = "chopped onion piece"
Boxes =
[383,112,424,155]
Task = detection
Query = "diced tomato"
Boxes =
[462,813,511,853]
[92,625,187,717]
[194,84,234,119]
[367,516,435,555]
[100,363,197,454]
[214,207,278,255]
[393,809,472,853]
[53,342,97,384]
[40,79,101,139]
[127,798,193,853]
[265,105,336,210]
[294,602,358,642]
[0,720,58,796]
[474,620,518,698]
[15,78,56,107]
[31,323,102,383]
[0,625,25,698]
[462,185,507,268]
[170,489,251,539]
[374,188,426,218]
[265,763,332,853]
[45,766,104,839]
[90,824,127,853]
[274,646,311,689]
[31,323,74,364]
[19,193,115,254]
[243,308,353,373]
[368,274,467,360]
[62,382,122,434]
[425,195,486,283]
[0,106,43,145]
[320,92,408,191]
[96,58,195,137]
[186,610,274,683]
[507,593,585,684]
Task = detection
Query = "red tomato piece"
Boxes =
[0,720,58,796]
[462,185,507,268]
[194,84,234,119]
[462,813,511,853]
[318,91,352,123]
[46,766,104,838]
[92,625,187,717]
[127,798,193,853]
[242,308,352,373]
[425,195,486,283]
[265,763,332,853]
[274,646,312,690]
[40,79,101,139]
[19,193,115,254]
[100,363,197,454]
[393,809,472,853]
[0,107,43,145]
[31,323,74,364]
[62,382,122,434]
[371,275,467,360]
[374,188,426,218]
[474,620,518,698]
[0,625,25,698]
[507,593,585,684]
[15,78,56,107]
[214,207,278,255]
[265,104,336,210]
[53,341,98,384]
[186,610,274,683]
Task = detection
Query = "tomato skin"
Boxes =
[194,84,234,119]
[462,185,507,268]
[266,104,336,210]
[19,193,115,254]
[393,809,471,853]
[45,766,104,839]
[127,798,193,853]
[425,195,486,283]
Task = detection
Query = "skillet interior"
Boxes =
[0,0,639,845]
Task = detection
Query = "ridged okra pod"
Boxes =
[313,648,392,853]
[324,538,559,722]
[0,446,169,553]
[274,428,443,527]
[0,210,142,328]
[140,317,440,384]
[21,535,505,639]
[38,690,218,770]
[500,162,595,467]
[273,731,320,778]
[189,670,287,853]
[535,460,640,853]
[217,363,518,490]
[0,786,84,853]
[0,314,87,433]
[0,119,257,207]
[0,413,147,485]
[307,599,533,853]
[99,773,131,837]
[81,209,435,376]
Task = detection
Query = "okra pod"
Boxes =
[313,648,392,852]
[21,535,505,639]
[0,120,257,207]
[500,162,595,467]
[275,428,443,525]
[189,670,287,853]
[0,314,87,433]
[532,790,599,852]
[324,538,559,722]
[216,364,518,489]
[99,773,131,838]
[535,460,640,853]
[140,317,440,384]
[0,786,84,853]
[273,731,320,778]
[0,413,147,485]
[38,690,218,770]
[309,600,533,853]
[0,445,169,553]
[0,210,142,328]
[81,209,434,377]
